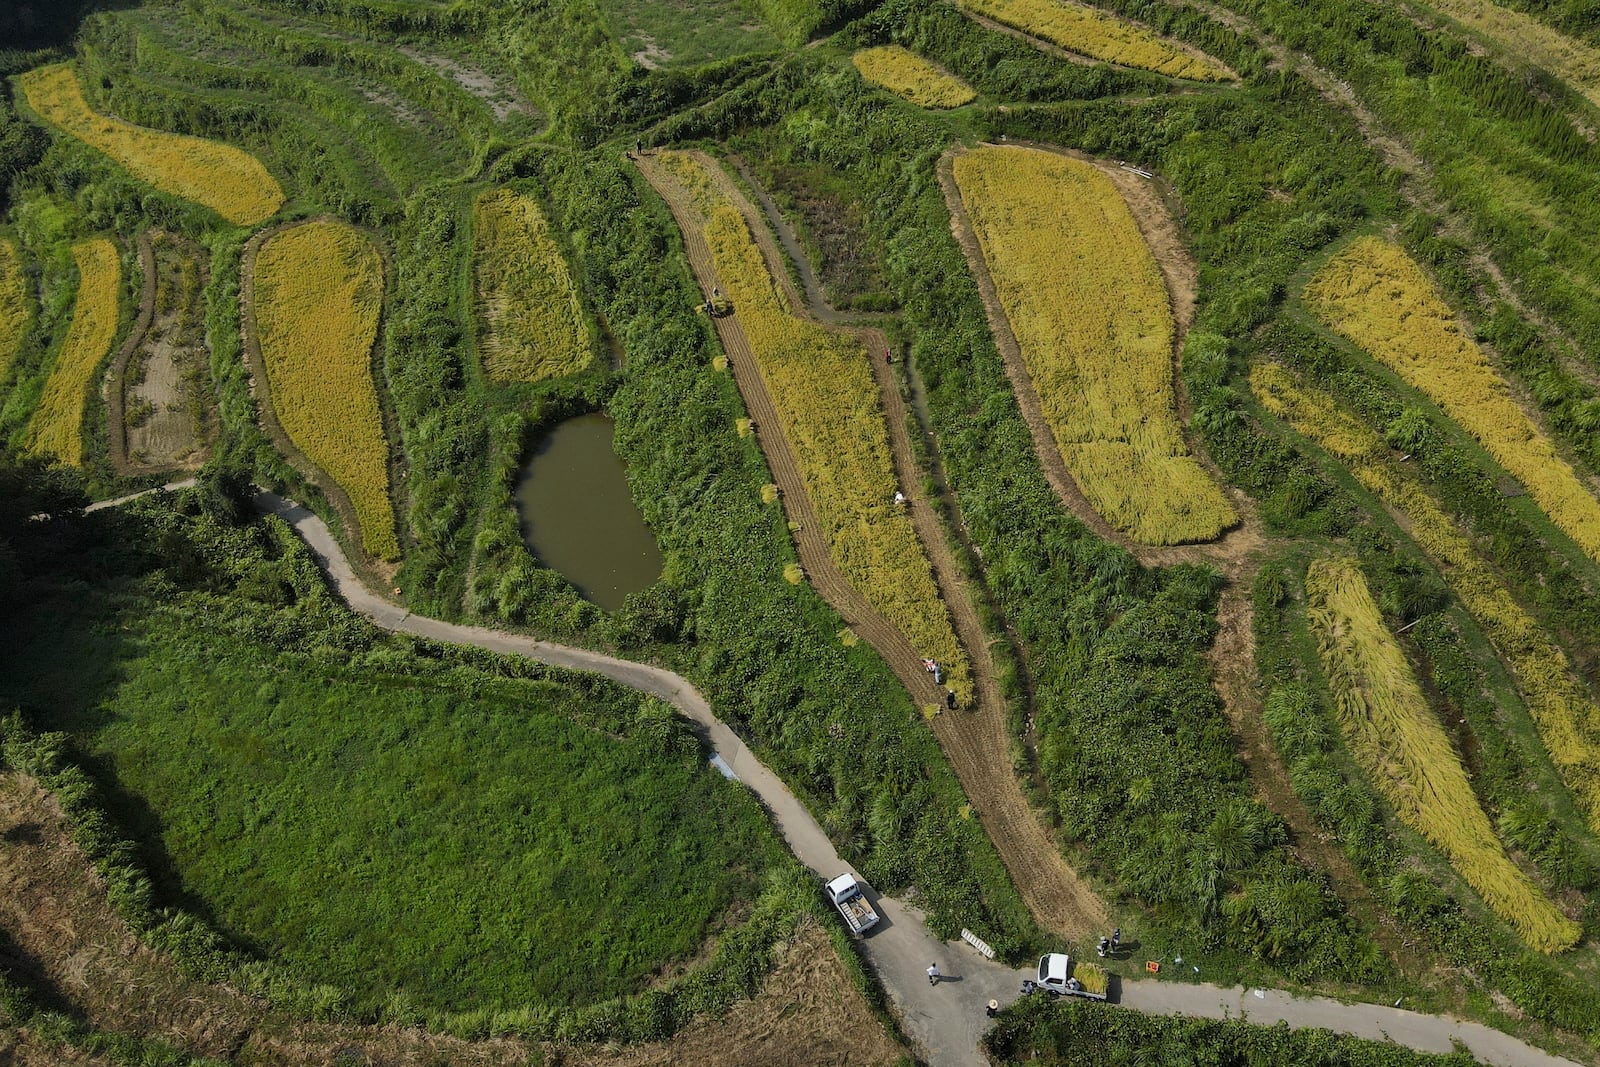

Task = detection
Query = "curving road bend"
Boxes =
[83,484,1583,1067]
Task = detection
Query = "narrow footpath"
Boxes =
[89,482,1583,1067]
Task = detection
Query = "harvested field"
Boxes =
[0,237,27,383]
[472,188,594,383]
[251,220,397,559]
[556,919,904,1067]
[1305,237,1600,566]
[18,64,283,226]
[654,150,971,703]
[953,0,1233,80]
[952,145,1235,545]
[0,771,901,1067]
[1306,555,1580,953]
[1253,363,1600,834]
[114,231,212,471]
[26,238,120,468]
[851,45,976,108]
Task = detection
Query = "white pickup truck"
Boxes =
[825,873,880,936]
[1036,952,1109,1000]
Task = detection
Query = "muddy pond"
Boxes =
[513,413,663,611]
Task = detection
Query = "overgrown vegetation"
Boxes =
[0,237,27,384]
[0,474,796,1033]
[987,995,1486,1065]
[471,187,594,383]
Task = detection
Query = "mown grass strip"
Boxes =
[659,151,970,701]
[18,63,284,227]
[1253,363,1600,834]
[954,146,1235,545]
[1305,237,1600,566]
[954,0,1232,80]
[0,238,26,383]
[472,189,593,383]
[852,46,976,109]
[1306,555,1580,953]
[26,238,120,467]
[254,220,397,560]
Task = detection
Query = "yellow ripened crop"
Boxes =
[27,238,120,467]
[18,64,283,227]
[954,146,1235,545]
[955,0,1232,80]
[1306,555,1580,953]
[1253,364,1600,834]
[471,189,593,383]
[852,46,976,109]
[0,238,27,383]
[1425,0,1600,109]
[658,151,970,702]
[254,221,397,560]
[1306,237,1600,565]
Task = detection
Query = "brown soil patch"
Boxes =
[555,919,903,1067]
[0,771,903,1066]
[637,149,1107,939]
[105,230,214,475]
[398,47,537,123]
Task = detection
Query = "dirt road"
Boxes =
[636,150,1107,940]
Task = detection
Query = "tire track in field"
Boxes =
[637,150,1107,940]
[934,145,1408,959]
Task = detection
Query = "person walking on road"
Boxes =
[927,963,941,986]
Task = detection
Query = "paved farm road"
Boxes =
[88,484,1583,1067]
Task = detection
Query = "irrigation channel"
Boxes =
[512,412,663,611]
[82,480,1581,1067]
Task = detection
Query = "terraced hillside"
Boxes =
[6,0,1600,1062]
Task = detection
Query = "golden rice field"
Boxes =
[0,238,27,383]
[851,46,976,109]
[1305,237,1600,566]
[954,0,1232,80]
[1253,363,1600,834]
[953,146,1235,545]
[253,220,397,560]
[1306,555,1580,954]
[471,189,594,383]
[18,64,283,227]
[26,238,120,467]
[659,151,970,702]
[1424,0,1600,109]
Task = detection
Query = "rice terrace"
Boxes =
[10,0,1600,1063]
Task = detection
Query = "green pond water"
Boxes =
[514,413,663,612]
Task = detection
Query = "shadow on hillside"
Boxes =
[1,0,141,54]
